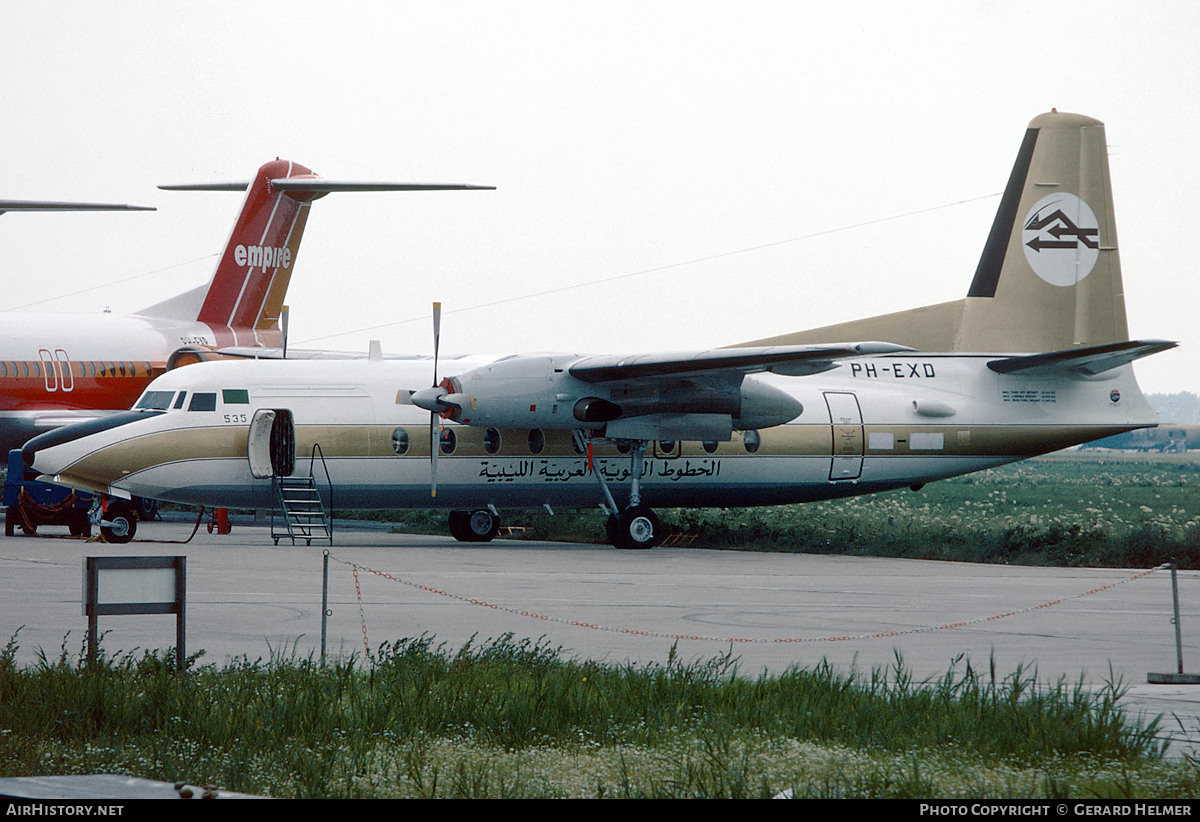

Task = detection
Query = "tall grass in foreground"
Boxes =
[2,631,1196,798]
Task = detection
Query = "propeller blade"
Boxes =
[432,301,442,386]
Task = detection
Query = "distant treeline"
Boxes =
[1147,392,1200,424]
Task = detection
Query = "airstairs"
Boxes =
[271,444,333,546]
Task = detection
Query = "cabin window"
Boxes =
[223,389,250,404]
[391,427,410,456]
[188,392,217,411]
[484,428,501,455]
[440,427,457,455]
[137,391,175,410]
[702,441,719,454]
[528,428,545,455]
[31,362,40,378]
[0,363,7,378]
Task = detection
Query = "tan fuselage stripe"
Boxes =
[58,421,1141,488]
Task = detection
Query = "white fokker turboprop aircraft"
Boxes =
[23,111,1175,547]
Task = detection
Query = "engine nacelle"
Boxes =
[410,354,803,436]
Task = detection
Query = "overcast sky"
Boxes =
[1,2,1197,394]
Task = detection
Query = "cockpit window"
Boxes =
[173,392,188,410]
[222,389,250,404]
[188,392,217,412]
[136,391,175,410]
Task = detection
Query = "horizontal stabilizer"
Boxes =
[0,200,154,215]
[570,341,911,383]
[271,180,495,193]
[159,180,494,193]
[986,340,1176,376]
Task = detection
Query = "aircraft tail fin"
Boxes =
[956,109,1125,351]
[181,159,316,338]
[736,110,1131,354]
[144,165,494,342]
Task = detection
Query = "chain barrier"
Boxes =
[329,553,1170,646]
[351,566,371,657]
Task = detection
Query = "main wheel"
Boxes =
[134,496,159,521]
[101,502,137,544]
[448,510,469,541]
[448,509,501,543]
[69,512,91,538]
[612,505,661,549]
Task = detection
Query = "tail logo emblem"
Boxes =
[233,244,292,273]
[1022,193,1100,287]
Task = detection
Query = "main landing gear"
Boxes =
[448,508,501,542]
[442,439,665,549]
[596,440,663,550]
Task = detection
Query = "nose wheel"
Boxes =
[99,500,137,544]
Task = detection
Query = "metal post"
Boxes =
[1148,562,1200,684]
[321,550,329,663]
[175,557,186,673]
[1171,563,1184,675]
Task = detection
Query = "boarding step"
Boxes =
[272,474,333,546]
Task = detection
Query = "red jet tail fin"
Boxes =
[193,159,316,334]
[160,164,493,341]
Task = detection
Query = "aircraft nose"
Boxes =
[21,410,163,470]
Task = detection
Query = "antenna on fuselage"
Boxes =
[281,305,289,360]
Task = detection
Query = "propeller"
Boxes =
[410,303,468,495]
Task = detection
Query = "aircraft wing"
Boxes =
[986,340,1176,376]
[414,341,912,441]
[568,342,912,383]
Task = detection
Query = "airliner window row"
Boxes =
[0,360,157,379]
[132,387,766,454]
